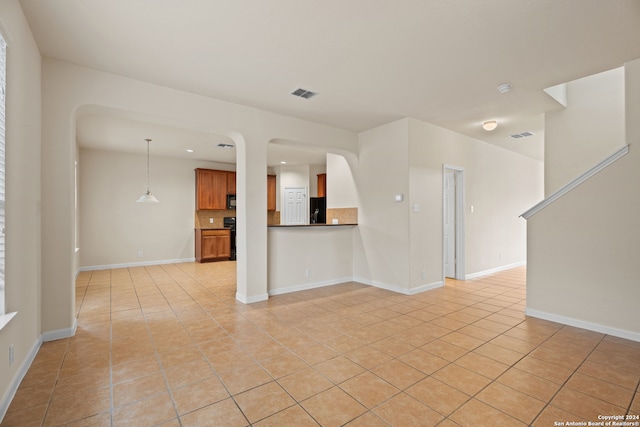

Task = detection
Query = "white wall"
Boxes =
[309,164,325,198]
[326,153,358,208]
[408,118,543,287]
[279,164,310,193]
[267,227,354,294]
[0,0,43,418]
[353,119,411,291]
[544,67,625,195]
[352,117,543,293]
[526,60,640,341]
[78,148,234,268]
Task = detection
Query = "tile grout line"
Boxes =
[626,377,640,416]
[528,326,608,425]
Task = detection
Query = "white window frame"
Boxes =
[0,31,6,316]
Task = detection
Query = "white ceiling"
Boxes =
[20,0,640,164]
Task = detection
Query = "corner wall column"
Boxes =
[233,133,268,303]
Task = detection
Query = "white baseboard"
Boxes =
[0,335,42,423]
[268,277,353,297]
[42,319,77,342]
[526,308,640,343]
[354,277,444,295]
[408,281,444,295]
[236,292,269,304]
[465,261,526,280]
[77,258,196,272]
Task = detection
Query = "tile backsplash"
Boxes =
[197,208,356,228]
[195,210,236,228]
[326,207,358,224]
[267,210,281,225]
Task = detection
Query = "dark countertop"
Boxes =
[268,223,357,228]
[195,227,229,230]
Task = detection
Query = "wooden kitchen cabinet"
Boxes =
[267,174,276,211]
[195,229,231,262]
[196,168,232,210]
[317,173,326,197]
[196,168,214,209]
[227,172,236,195]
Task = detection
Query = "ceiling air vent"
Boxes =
[217,143,235,149]
[291,88,317,99]
[510,131,535,139]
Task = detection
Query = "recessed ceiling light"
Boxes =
[186,149,194,153]
[280,161,287,164]
[497,83,512,93]
[482,120,498,131]
[217,143,235,149]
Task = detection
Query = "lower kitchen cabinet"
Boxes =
[195,229,231,262]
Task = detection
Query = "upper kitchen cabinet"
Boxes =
[227,172,236,195]
[317,173,326,197]
[267,175,276,211]
[196,168,230,210]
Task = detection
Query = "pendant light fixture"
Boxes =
[136,138,160,203]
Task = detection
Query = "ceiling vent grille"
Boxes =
[291,88,317,99]
[217,143,235,149]
[510,131,535,139]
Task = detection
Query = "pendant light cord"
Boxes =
[145,138,151,193]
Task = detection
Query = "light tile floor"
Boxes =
[2,263,639,426]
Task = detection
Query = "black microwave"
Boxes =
[227,194,236,210]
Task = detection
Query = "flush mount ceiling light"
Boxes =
[217,143,235,149]
[497,83,512,93]
[186,149,194,153]
[136,138,160,203]
[482,120,498,131]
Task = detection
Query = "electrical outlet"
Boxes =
[421,270,426,279]
[209,218,214,224]
[9,344,14,366]
[137,251,143,258]
[305,268,311,277]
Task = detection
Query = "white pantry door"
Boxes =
[283,187,308,225]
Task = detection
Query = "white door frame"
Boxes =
[442,165,465,281]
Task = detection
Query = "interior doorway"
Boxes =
[283,187,308,225]
[443,165,465,280]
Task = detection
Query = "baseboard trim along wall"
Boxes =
[235,293,269,304]
[267,277,445,299]
[268,277,354,297]
[408,281,445,295]
[77,258,196,273]
[465,261,526,280]
[353,277,444,296]
[526,308,640,343]
[0,335,42,423]
[42,319,77,342]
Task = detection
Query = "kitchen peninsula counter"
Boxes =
[267,223,356,295]
[267,223,357,228]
